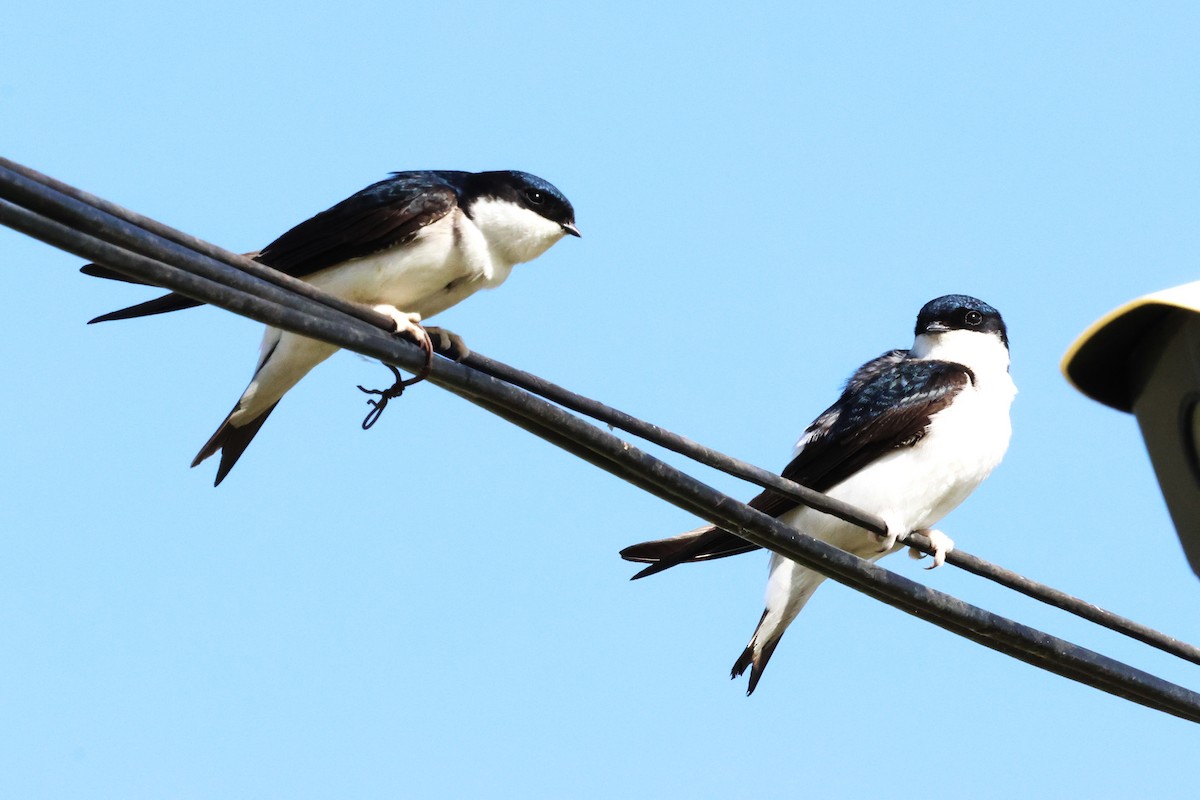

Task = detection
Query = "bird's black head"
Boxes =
[915,294,1008,348]
[470,170,580,237]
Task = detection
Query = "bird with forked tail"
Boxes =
[84,169,579,485]
[621,295,1016,694]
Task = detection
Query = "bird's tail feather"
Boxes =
[731,562,826,695]
[192,401,280,486]
[731,611,783,696]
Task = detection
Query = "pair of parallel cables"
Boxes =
[2,155,1199,722]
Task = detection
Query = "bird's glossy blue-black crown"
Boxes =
[472,170,576,229]
[378,170,576,231]
[915,294,1008,347]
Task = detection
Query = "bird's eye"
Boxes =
[964,310,984,326]
[524,189,546,206]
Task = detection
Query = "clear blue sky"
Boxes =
[4,2,1199,797]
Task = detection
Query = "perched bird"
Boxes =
[621,295,1016,694]
[84,170,580,485]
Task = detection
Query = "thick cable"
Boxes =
[12,160,1193,669]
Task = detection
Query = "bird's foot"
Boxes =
[422,326,471,361]
[907,528,955,570]
[374,306,426,342]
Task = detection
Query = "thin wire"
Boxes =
[5,161,1200,722]
[6,196,1199,723]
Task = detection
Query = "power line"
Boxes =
[8,156,1195,670]
[3,157,1200,722]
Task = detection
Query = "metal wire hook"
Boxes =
[356,327,435,430]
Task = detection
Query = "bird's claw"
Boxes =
[906,528,955,569]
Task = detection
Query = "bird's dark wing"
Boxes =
[252,171,463,277]
[79,264,156,286]
[619,526,760,580]
[82,171,464,323]
[620,355,973,576]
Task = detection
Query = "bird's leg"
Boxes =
[874,526,902,554]
[906,528,956,570]
[368,306,469,360]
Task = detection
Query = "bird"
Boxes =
[620,295,1016,694]
[83,170,580,485]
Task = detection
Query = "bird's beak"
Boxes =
[561,222,582,238]
[924,321,951,333]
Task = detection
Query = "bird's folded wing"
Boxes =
[81,173,462,321]
[620,359,973,574]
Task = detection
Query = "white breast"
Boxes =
[788,344,1016,555]
[302,209,496,320]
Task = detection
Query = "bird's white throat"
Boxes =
[468,196,567,266]
[912,329,1011,382]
